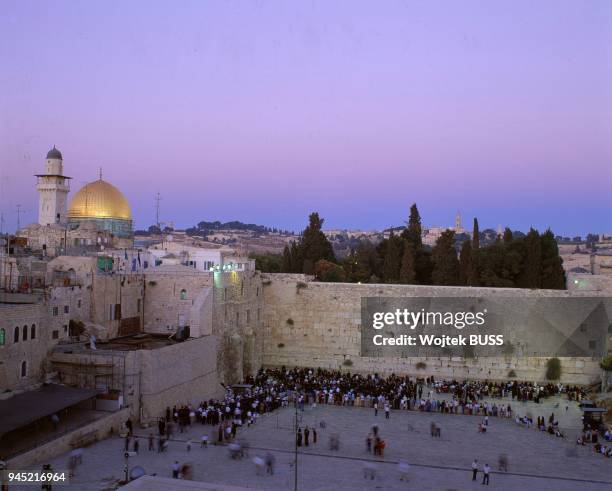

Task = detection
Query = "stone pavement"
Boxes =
[20,396,611,491]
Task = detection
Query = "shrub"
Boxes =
[148,280,157,286]
[286,318,294,326]
[416,361,427,370]
[508,369,517,378]
[545,357,562,380]
[277,343,285,348]
[296,281,308,290]
[502,341,515,356]
[600,355,612,371]
[342,359,353,367]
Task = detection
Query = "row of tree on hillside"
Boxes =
[254,205,566,289]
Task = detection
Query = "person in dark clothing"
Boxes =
[296,428,303,447]
[304,427,310,446]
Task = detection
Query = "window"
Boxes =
[64,305,70,314]
[246,309,250,325]
[52,306,59,316]
[588,340,597,350]
[257,308,261,322]
[52,330,59,339]
[236,311,240,326]
[14,326,19,343]
[23,325,28,341]
[256,286,259,297]
[78,299,82,308]
[30,324,36,340]
[180,289,187,300]
[137,298,141,313]
[21,361,27,378]
[63,324,68,333]
[0,328,5,346]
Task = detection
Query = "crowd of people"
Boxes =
[111,366,606,483]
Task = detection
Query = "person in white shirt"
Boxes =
[471,459,478,481]
[482,463,491,485]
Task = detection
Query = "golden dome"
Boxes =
[68,179,131,220]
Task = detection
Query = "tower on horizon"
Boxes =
[35,146,71,226]
[454,211,462,233]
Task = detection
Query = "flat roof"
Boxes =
[0,385,98,436]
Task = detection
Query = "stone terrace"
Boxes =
[20,395,611,491]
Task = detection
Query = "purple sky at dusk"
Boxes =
[1,1,610,236]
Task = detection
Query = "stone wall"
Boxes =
[0,302,48,390]
[138,336,220,421]
[142,265,212,335]
[261,274,609,385]
[211,271,264,384]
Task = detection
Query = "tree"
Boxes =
[290,241,301,273]
[399,241,416,284]
[402,203,423,247]
[314,259,347,282]
[458,240,473,285]
[545,357,562,380]
[517,228,542,288]
[250,252,282,273]
[540,230,566,289]
[299,212,336,275]
[382,232,401,282]
[432,230,460,285]
[503,227,513,244]
[472,218,480,250]
[281,245,292,273]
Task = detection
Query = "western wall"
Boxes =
[260,274,612,385]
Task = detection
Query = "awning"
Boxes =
[0,385,98,436]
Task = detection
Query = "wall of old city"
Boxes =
[261,274,611,385]
[142,265,212,336]
[211,270,265,384]
[138,336,220,421]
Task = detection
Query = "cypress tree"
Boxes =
[399,241,417,284]
[518,228,542,288]
[503,227,513,244]
[290,241,301,273]
[459,240,473,285]
[281,245,292,273]
[382,232,401,282]
[472,218,480,250]
[402,203,423,247]
[298,212,336,275]
[540,229,566,289]
[432,230,460,285]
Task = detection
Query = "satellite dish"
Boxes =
[130,466,146,480]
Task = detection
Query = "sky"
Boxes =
[0,1,610,236]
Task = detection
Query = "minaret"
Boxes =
[36,146,71,226]
[454,211,462,233]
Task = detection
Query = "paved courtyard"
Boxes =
[22,395,611,490]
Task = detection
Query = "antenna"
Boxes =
[16,204,27,230]
[155,192,162,228]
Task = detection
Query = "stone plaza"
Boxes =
[20,394,612,491]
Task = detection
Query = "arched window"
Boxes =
[31,324,36,340]
[180,289,187,300]
[14,326,19,343]
[23,325,28,341]
[0,328,5,346]
[21,361,27,378]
